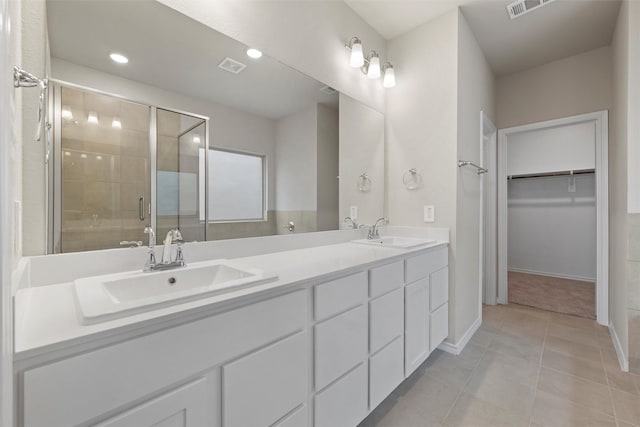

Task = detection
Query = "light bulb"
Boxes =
[112,116,122,129]
[193,134,201,144]
[87,111,99,124]
[61,105,73,120]
[367,53,381,79]
[246,48,262,59]
[383,65,396,88]
[350,40,364,68]
[109,52,129,64]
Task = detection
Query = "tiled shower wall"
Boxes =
[629,213,640,373]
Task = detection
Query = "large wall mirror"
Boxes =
[45,0,384,253]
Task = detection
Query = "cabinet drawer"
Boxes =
[315,305,368,391]
[369,337,404,411]
[430,303,449,352]
[369,288,403,354]
[430,267,449,311]
[96,377,207,427]
[369,261,404,298]
[22,290,307,427]
[315,271,367,321]
[273,405,309,427]
[405,246,448,284]
[315,364,368,427]
[223,331,308,427]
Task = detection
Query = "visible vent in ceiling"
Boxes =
[320,85,337,95]
[507,0,555,19]
[217,57,247,74]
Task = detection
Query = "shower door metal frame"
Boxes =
[47,80,210,253]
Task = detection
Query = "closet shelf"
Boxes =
[508,168,595,180]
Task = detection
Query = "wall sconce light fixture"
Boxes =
[345,36,396,88]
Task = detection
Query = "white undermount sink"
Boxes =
[351,236,436,249]
[73,260,278,324]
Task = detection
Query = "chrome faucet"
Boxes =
[142,226,186,272]
[344,216,359,229]
[368,217,389,240]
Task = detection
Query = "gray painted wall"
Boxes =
[508,174,596,281]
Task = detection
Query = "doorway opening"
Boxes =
[496,111,608,324]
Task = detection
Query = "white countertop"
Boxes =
[14,239,448,361]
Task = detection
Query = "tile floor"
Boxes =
[359,303,640,427]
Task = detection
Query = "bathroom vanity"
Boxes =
[13,230,449,427]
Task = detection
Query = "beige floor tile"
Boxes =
[472,350,540,387]
[464,370,536,417]
[488,332,544,364]
[421,351,476,387]
[606,368,640,396]
[542,348,607,385]
[611,388,640,426]
[531,389,617,427]
[616,421,639,427]
[444,392,530,427]
[537,367,614,416]
[400,373,463,422]
[359,396,435,427]
[506,303,552,321]
[544,335,603,363]
[548,311,600,332]
[547,322,602,348]
[468,328,496,348]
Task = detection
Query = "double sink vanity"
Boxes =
[13,227,450,427]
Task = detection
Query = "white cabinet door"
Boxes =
[430,304,449,352]
[430,267,449,311]
[315,305,368,391]
[369,337,403,410]
[404,278,429,377]
[222,331,308,427]
[315,272,367,321]
[314,363,368,427]
[369,288,404,354]
[96,378,207,427]
[369,261,404,298]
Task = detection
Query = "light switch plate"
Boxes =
[350,206,358,219]
[424,205,435,222]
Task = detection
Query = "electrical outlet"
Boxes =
[424,205,435,222]
[350,206,358,219]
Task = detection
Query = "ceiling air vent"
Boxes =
[320,85,337,95]
[507,0,555,19]
[217,57,247,74]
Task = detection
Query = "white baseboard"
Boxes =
[609,323,629,372]
[438,317,481,355]
[508,268,595,283]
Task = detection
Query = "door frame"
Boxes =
[497,111,609,325]
[481,111,497,306]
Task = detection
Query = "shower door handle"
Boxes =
[138,197,145,221]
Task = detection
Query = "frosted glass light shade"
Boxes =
[383,65,396,88]
[87,111,99,124]
[350,41,364,68]
[367,55,381,79]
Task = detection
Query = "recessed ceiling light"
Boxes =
[246,48,262,59]
[109,52,129,64]
[112,116,122,129]
[61,105,73,120]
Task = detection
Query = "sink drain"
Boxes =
[168,277,177,285]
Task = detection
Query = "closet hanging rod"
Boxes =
[507,168,595,180]
[458,160,488,175]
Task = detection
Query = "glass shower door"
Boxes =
[57,86,151,252]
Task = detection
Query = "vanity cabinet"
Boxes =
[17,244,449,427]
[404,246,449,377]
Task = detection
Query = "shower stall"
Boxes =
[49,83,208,253]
